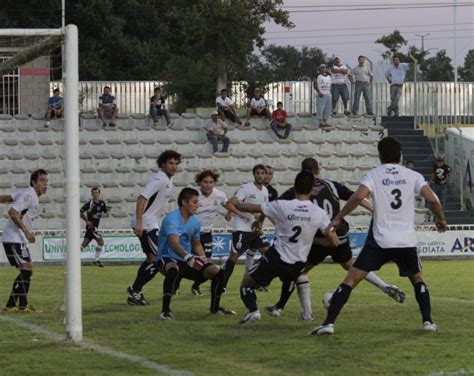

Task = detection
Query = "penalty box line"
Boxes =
[0,315,193,376]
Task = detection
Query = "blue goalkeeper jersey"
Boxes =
[157,208,201,261]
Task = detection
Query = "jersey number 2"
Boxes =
[289,226,302,243]
[390,189,402,209]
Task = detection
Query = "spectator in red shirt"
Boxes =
[270,101,292,139]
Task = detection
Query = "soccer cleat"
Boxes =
[211,307,236,315]
[139,293,149,305]
[383,285,406,303]
[265,305,283,317]
[423,321,438,332]
[127,286,147,306]
[93,260,105,268]
[191,286,203,296]
[18,305,42,313]
[159,311,174,320]
[256,285,270,293]
[2,306,17,313]
[310,323,334,336]
[299,313,314,321]
[239,310,261,324]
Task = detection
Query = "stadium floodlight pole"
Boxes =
[64,24,82,342]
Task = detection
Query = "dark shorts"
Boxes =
[249,247,305,288]
[200,232,213,258]
[249,109,267,117]
[219,109,236,123]
[157,257,214,281]
[84,226,102,241]
[136,228,159,256]
[331,84,349,102]
[307,238,352,266]
[3,243,31,267]
[353,245,421,277]
[232,231,270,255]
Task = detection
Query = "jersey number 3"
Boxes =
[289,226,302,243]
[390,189,402,209]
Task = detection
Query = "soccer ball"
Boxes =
[322,290,335,309]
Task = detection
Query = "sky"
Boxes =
[264,0,474,70]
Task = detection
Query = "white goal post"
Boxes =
[0,25,82,341]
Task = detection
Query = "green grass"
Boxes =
[1,261,473,376]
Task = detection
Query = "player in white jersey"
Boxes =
[1,169,48,312]
[127,150,181,306]
[221,164,271,289]
[311,137,447,336]
[236,171,340,324]
[187,169,244,295]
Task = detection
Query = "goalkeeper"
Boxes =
[156,188,235,320]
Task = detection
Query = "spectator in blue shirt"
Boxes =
[45,88,64,127]
[156,187,235,320]
[97,86,118,127]
[385,56,410,117]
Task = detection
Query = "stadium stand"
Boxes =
[1,112,439,231]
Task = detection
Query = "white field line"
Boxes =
[0,315,193,376]
[428,369,474,376]
[355,290,474,304]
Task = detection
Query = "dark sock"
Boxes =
[192,276,207,290]
[275,279,296,309]
[174,275,183,293]
[132,261,157,292]
[210,269,224,312]
[414,282,432,323]
[18,270,32,308]
[223,258,235,287]
[240,286,258,312]
[6,273,23,307]
[162,267,179,313]
[322,283,352,325]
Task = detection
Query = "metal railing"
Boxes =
[40,80,474,118]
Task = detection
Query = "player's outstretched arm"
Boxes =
[223,201,246,219]
[330,185,370,227]
[420,185,447,232]
[0,195,13,203]
[359,198,373,212]
[236,203,262,213]
[324,227,340,248]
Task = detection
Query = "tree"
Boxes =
[375,29,407,56]
[458,49,474,82]
[424,50,454,81]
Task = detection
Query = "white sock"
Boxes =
[245,251,255,271]
[95,246,103,261]
[364,272,388,290]
[296,274,312,317]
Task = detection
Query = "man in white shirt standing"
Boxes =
[127,150,181,306]
[311,137,447,336]
[215,88,242,126]
[314,64,332,128]
[349,55,374,116]
[1,169,48,312]
[222,164,271,288]
[330,57,351,116]
[385,56,410,117]
[236,171,340,324]
[189,169,244,296]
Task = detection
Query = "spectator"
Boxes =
[349,56,374,116]
[314,64,332,129]
[244,88,271,127]
[207,112,230,154]
[216,89,242,126]
[385,56,410,117]
[97,86,118,127]
[269,101,292,139]
[330,57,350,116]
[45,88,64,127]
[149,87,173,128]
[430,156,451,209]
[405,160,415,170]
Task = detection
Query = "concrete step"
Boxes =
[388,129,424,137]
[400,141,432,148]
[382,122,415,130]
[403,147,433,155]
[381,116,414,123]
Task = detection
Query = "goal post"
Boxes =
[0,25,82,341]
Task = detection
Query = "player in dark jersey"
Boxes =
[265,166,278,202]
[80,187,109,267]
[260,158,406,321]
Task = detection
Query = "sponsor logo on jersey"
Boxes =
[382,178,407,186]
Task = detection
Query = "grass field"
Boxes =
[0,260,473,376]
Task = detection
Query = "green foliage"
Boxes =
[375,29,407,55]
[1,261,473,375]
[424,49,454,81]
[458,49,474,81]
